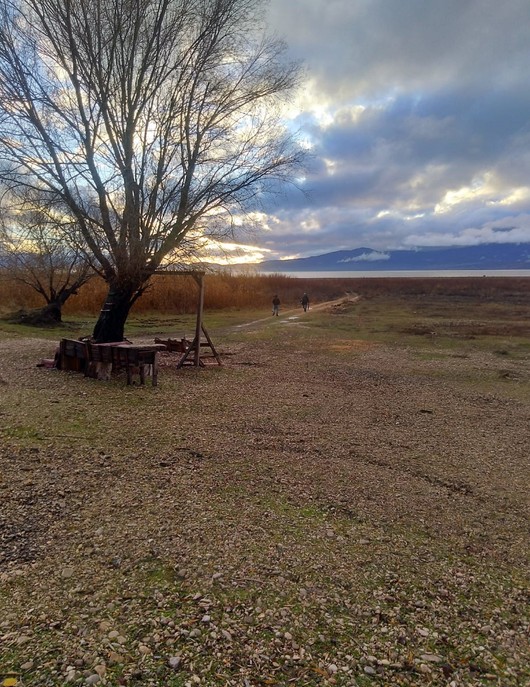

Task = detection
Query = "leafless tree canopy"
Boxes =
[0,194,93,320]
[0,0,302,300]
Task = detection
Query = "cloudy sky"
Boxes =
[223,0,530,263]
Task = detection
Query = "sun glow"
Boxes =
[199,238,271,265]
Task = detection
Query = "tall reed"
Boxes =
[1,268,529,316]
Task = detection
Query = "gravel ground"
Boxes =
[0,303,529,687]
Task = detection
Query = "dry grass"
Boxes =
[0,283,529,686]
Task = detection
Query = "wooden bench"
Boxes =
[110,345,160,386]
[58,339,162,386]
[58,339,89,372]
[85,341,114,381]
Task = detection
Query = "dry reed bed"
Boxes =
[2,271,530,316]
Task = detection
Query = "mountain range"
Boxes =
[257,243,530,273]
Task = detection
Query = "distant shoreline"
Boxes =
[258,269,530,278]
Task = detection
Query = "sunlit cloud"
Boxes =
[198,238,271,265]
[280,254,303,261]
[299,216,322,232]
[490,187,530,206]
[434,178,492,214]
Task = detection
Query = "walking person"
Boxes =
[301,292,310,312]
[272,294,280,316]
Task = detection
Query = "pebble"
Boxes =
[168,656,182,670]
[85,675,100,685]
[421,653,443,663]
[138,644,151,655]
[61,567,74,579]
[364,666,376,675]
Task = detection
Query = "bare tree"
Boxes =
[0,197,93,323]
[0,0,303,341]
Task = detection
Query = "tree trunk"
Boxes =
[24,280,89,326]
[12,302,62,325]
[39,301,62,323]
[39,288,79,324]
[92,284,139,343]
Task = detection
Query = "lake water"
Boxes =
[260,269,530,278]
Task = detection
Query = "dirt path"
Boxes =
[233,294,360,329]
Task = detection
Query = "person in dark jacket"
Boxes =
[272,295,280,316]
[301,292,309,312]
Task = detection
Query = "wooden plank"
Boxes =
[201,325,222,365]
[59,339,89,373]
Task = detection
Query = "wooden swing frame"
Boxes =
[153,270,222,368]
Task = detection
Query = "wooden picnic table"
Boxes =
[59,339,166,386]
[89,342,166,385]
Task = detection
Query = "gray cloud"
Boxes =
[240,0,530,260]
[268,0,530,98]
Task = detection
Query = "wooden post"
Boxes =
[201,324,222,366]
[152,353,159,386]
[194,272,204,368]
